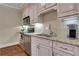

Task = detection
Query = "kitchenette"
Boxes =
[19,3,79,56]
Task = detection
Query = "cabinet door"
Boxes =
[31,44,38,56]
[58,3,74,13]
[57,3,76,17]
[45,3,56,8]
[38,3,46,12]
[31,36,38,56]
[22,7,29,18]
[31,36,52,56]
[74,46,79,56]
[38,44,52,56]
[75,3,79,14]
[29,5,34,24]
[32,4,39,23]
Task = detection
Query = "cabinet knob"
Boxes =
[60,47,68,50]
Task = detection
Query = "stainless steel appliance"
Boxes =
[20,33,31,55]
[23,16,30,25]
[27,25,35,33]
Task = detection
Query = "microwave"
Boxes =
[27,25,35,33]
[23,16,30,25]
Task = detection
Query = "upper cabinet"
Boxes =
[45,3,57,9]
[22,3,57,24]
[32,4,41,24]
[22,3,79,24]
[39,3,46,12]
[22,7,29,18]
[38,3,57,15]
[29,4,42,24]
[29,5,34,24]
[22,4,42,24]
[57,3,79,17]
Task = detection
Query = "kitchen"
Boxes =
[1,3,79,56]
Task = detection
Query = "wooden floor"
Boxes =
[0,45,27,56]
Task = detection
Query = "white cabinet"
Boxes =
[73,46,79,56]
[22,3,57,24]
[38,3,46,12]
[45,3,57,9]
[53,41,74,56]
[58,3,74,13]
[32,4,40,23]
[31,36,52,56]
[38,3,57,15]
[38,44,52,56]
[22,4,41,24]
[29,5,34,24]
[31,36,38,56]
[74,3,79,14]
[53,41,79,56]
[57,3,77,17]
[29,4,42,24]
[22,7,29,18]
[39,3,56,12]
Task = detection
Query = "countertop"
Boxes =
[20,32,79,47]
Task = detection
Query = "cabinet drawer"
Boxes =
[53,41,74,55]
[53,48,73,56]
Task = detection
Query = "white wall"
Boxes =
[0,5,22,48]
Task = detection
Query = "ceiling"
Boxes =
[0,3,29,10]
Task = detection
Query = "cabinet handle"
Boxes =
[60,47,68,50]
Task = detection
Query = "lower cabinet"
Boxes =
[31,36,79,56]
[53,41,79,56]
[53,41,74,56]
[53,48,73,56]
[31,44,38,56]
[73,46,79,56]
[31,36,52,56]
[37,44,52,56]
[31,44,52,56]
[31,36,38,56]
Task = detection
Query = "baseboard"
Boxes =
[0,42,19,48]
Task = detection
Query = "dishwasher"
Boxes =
[20,34,31,55]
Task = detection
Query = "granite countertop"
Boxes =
[20,32,79,47]
[20,32,54,40]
